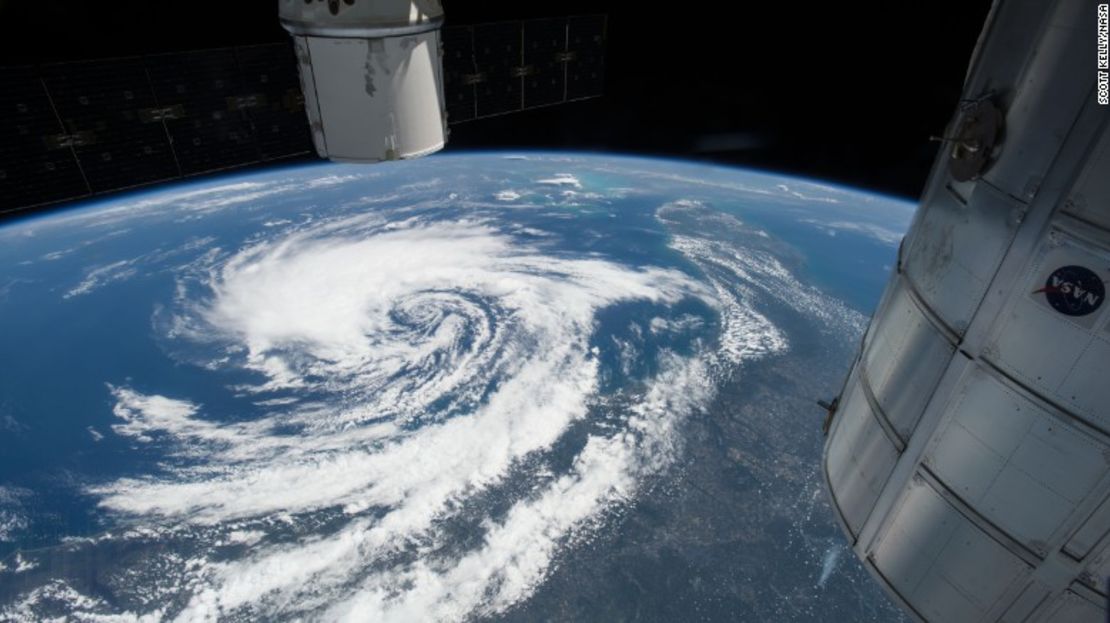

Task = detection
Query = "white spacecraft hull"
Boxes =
[823,1,1110,620]
[279,0,448,163]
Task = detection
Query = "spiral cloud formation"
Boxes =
[70,210,785,622]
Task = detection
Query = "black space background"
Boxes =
[0,0,994,201]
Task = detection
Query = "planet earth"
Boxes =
[0,152,914,622]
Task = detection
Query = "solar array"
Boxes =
[0,15,606,216]
[0,43,313,216]
[443,15,607,123]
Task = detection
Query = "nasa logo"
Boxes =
[1033,265,1105,317]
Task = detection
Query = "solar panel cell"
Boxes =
[522,18,567,109]
[473,22,523,118]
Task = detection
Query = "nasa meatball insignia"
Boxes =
[1033,265,1106,316]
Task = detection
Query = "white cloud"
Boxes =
[0,486,28,543]
[799,219,903,246]
[0,580,163,623]
[535,174,582,189]
[251,397,299,407]
[88,182,288,225]
[668,236,788,363]
[107,386,206,445]
[13,553,37,573]
[64,259,140,299]
[649,314,705,334]
[667,231,866,361]
[306,174,363,188]
[776,183,840,204]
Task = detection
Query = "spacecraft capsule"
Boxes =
[824,0,1110,620]
[279,0,447,163]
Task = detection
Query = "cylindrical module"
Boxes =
[824,0,1110,621]
[279,0,447,163]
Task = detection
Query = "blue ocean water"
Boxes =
[0,153,914,621]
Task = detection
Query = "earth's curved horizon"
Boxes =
[0,152,914,621]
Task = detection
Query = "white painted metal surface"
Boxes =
[279,0,447,163]
[823,1,1110,620]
